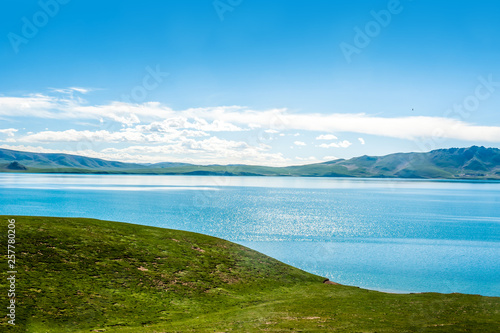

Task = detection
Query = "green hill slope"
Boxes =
[0,148,188,171]
[0,148,140,170]
[1,216,498,332]
[313,146,500,179]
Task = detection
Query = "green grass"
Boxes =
[1,216,498,332]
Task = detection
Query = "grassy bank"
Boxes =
[1,216,498,332]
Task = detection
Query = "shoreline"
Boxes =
[4,214,500,298]
[1,215,498,332]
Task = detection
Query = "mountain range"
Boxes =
[1,146,500,179]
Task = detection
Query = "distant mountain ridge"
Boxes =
[0,148,144,170]
[1,146,499,179]
[0,148,190,171]
[310,146,500,179]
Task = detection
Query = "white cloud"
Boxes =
[19,128,209,143]
[69,87,92,94]
[0,128,18,137]
[286,156,327,166]
[0,94,175,125]
[316,134,338,140]
[318,140,352,148]
[289,156,320,165]
[0,138,289,166]
[6,89,500,167]
[190,108,500,143]
[2,91,500,142]
[99,137,288,166]
[0,144,79,154]
[323,155,340,161]
[137,117,244,133]
[50,87,93,94]
[295,156,317,161]
[0,94,59,118]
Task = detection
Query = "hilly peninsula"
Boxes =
[1,216,498,332]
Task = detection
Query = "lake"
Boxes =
[1,173,499,296]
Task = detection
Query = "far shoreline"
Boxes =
[2,170,500,183]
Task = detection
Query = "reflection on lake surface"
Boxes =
[1,173,499,296]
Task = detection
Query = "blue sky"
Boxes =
[1,0,499,165]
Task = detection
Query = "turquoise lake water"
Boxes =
[1,173,499,296]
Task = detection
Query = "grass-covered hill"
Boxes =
[1,216,498,332]
[303,145,500,179]
[1,146,500,179]
[0,148,190,172]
